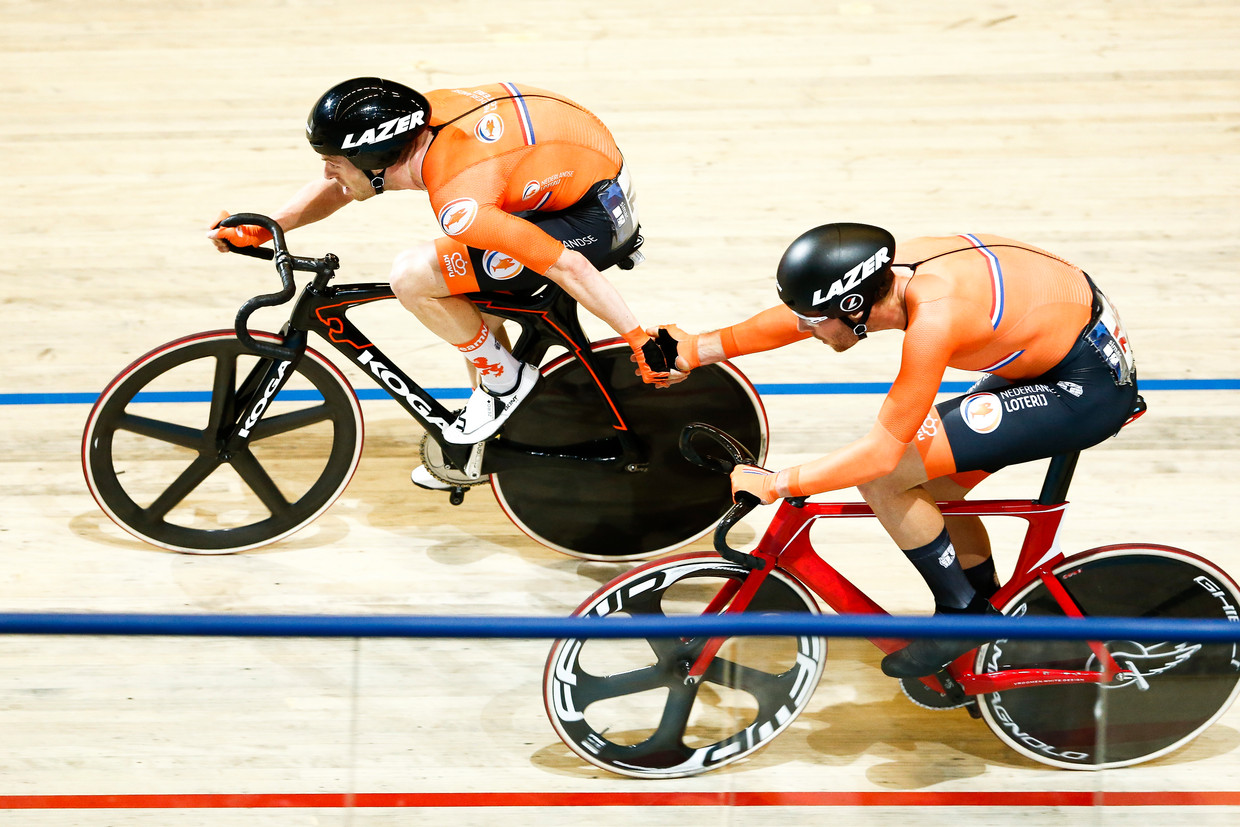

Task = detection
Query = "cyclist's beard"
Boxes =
[336,168,378,201]
[341,180,377,201]
[810,319,861,352]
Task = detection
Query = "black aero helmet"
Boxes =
[306,77,431,176]
[775,222,896,339]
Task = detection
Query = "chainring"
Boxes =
[899,676,967,711]
[418,433,489,488]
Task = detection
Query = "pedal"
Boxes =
[449,486,466,506]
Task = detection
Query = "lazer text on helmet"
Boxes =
[341,112,426,150]
[811,247,890,307]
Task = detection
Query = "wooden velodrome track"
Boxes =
[2,0,1239,823]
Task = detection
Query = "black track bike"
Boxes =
[82,214,766,558]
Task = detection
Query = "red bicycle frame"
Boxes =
[685,494,1126,693]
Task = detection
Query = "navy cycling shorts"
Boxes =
[438,174,640,295]
[931,334,1139,476]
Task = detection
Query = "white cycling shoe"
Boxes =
[411,464,452,491]
[441,363,540,445]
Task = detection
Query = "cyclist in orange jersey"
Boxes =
[209,78,672,489]
[659,223,1138,678]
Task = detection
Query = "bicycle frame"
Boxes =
[685,469,1129,697]
[223,255,644,478]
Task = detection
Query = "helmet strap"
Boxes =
[847,306,873,340]
[367,168,387,195]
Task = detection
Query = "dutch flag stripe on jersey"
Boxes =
[501,82,536,146]
[959,233,1005,330]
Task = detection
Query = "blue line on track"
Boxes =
[3,378,1238,406]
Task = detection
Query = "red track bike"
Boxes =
[544,419,1240,776]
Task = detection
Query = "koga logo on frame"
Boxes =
[238,359,290,438]
[358,351,452,429]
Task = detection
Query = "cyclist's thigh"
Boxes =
[917,340,1138,476]
[434,190,624,296]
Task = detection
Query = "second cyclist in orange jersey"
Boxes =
[661,223,1137,678]
[210,78,673,482]
[710,232,1096,490]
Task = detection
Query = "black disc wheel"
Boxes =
[83,331,363,553]
[977,546,1240,768]
[492,342,767,559]
[544,553,825,778]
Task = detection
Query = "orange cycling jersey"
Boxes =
[727,234,1094,497]
[420,83,624,275]
[880,233,1092,445]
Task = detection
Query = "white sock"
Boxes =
[455,323,521,394]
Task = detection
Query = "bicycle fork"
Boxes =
[223,329,308,452]
[681,558,778,685]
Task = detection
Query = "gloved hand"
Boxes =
[651,324,701,376]
[623,327,672,387]
[208,210,273,252]
[730,464,782,505]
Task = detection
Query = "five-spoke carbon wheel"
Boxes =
[83,331,363,553]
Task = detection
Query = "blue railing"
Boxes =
[3,611,1239,642]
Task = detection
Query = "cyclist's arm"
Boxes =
[774,319,955,498]
[543,247,639,336]
[209,179,350,250]
[672,305,812,370]
[270,178,352,231]
[774,421,909,497]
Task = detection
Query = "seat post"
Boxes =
[1036,452,1080,505]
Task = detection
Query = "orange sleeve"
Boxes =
[875,302,957,444]
[458,202,564,274]
[782,421,908,496]
[719,305,812,358]
[431,163,566,274]
[423,126,565,274]
[781,301,958,497]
